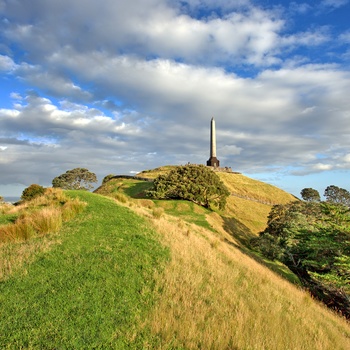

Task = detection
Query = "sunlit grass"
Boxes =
[0,189,86,243]
[143,212,350,349]
[0,191,168,348]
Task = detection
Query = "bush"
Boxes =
[147,165,230,210]
[21,184,45,201]
[102,174,116,184]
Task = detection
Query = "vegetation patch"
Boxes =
[0,188,86,243]
[253,200,350,318]
[147,164,230,210]
[0,191,168,348]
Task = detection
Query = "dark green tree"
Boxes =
[324,185,350,206]
[253,200,350,317]
[300,188,320,202]
[147,165,230,210]
[52,168,97,190]
[21,184,46,201]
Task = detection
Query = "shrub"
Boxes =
[147,165,230,210]
[102,174,116,184]
[21,184,45,202]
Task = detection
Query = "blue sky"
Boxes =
[0,0,350,198]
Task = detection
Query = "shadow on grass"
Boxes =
[123,182,153,198]
[222,216,300,285]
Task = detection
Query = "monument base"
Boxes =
[207,157,220,168]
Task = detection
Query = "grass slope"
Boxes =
[97,167,350,349]
[138,165,296,235]
[0,191,168,348]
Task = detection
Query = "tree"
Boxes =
[300,188,320,202]
[253,200,350,317]
[147,164,230,210]
[324,185,350,206]
[0,195,4,203]
[21,184,46,201]
[52,168,97,190]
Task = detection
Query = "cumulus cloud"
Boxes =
[0,0,349,195]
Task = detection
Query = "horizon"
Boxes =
[1,0,350,198]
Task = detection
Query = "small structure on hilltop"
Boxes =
[207,117,220,168]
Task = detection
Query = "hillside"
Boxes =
[1,170,350,349]
[138,165,296,236]
[95,168,350,349]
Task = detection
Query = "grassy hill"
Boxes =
[1,168,350,349]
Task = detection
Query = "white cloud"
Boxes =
[320,0,348,9]
[0,54,16,71]
[313,163,333,171]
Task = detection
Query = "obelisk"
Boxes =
[207,117,220,167]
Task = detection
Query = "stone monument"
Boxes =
[206,117,220,167]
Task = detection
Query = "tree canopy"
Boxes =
[324,185,350,206]
[300,188,320,202]
[52,168,97,190]
[252,200,350,317]
[21,184,46,201]
[147,164,230,210]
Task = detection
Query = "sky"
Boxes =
[0,0,350,199]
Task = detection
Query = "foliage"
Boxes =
[324,185,350,206]
[52,168,97,190]
[0,195,3,203]
[102,174,116,184]
[21,184,45,201]
[300,187,320,202]
[147,165,230,210]
[253,200,350,317]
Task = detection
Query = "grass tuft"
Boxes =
[0,188,85,243]
[152,207,164,219]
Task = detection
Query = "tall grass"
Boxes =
[0,188,86,243]
[139,212,350,349]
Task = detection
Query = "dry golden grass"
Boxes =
[143,213,350,349]
[217,172,297,236]
[137,165,177,179]
[0,189,86,243]
[218,172,296,205]
[95,168,350,348]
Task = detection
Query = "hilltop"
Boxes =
[138,165,296,236]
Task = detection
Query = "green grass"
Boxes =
[0,191,168,349]
[0,213,18,226]
[154,200,212,230]
[96,178,212,230]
